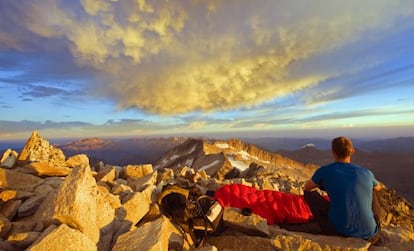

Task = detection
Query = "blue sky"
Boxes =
[1,0,414,140]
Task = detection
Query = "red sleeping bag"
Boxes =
[213,184,314,225]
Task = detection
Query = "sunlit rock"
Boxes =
[269,226,371,251]
[26,162,71,177]
[27,224,97,251]
[95,165,116,183]
[121,186,152,227]
[66,154,90,168]
[112,215,186,251]
[0,149,18,169]
[223,207,269,237]
[121,164,153,179]
[207,235,273,250]
[17,130,66,168]
[127,171,157,192]
[53,165,99,243]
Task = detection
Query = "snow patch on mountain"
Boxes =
[215,143,230,149]
[200,160,220,171]
[188,145,197,154]
[170,154,180,161]
[227,156,249,171]
[184,158,194,167]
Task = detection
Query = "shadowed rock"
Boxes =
[6,231,40,249]
[0,169,43,191]
[18,193,49,217]
[0,216,11,238]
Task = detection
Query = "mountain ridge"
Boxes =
[1,136,413,202]
[154,138,318,182]
[0,131,413,250]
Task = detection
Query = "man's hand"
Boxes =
[304,179,318,191]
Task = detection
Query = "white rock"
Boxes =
[0,149,18,168]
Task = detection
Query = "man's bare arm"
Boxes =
[304,179,318,191]
[374,182,384,191]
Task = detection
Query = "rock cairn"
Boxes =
[0,131,413,251]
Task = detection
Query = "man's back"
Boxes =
[312,162,378,239]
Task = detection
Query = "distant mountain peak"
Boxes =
[60,137,114,151]
[301,143,316,148]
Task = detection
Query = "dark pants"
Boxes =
[304,190,340,236]
[304,190,381,244]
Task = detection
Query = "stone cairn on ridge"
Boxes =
[0,130,413,251]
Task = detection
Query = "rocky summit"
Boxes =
[0,131,413,251]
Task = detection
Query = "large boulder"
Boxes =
[53,165,99,243]
[65,154,90,169]
[17,130,65,168]
[112,215,186,251]
[121,186,153,227]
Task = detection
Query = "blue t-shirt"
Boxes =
[312,162,378,239]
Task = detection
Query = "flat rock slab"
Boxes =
[27,224,97,251]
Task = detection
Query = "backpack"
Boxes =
[157,184,224,247]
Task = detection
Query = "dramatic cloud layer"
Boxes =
[2,0,413,115]
[1,0,414,140]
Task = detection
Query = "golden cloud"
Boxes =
[8,0,414,114]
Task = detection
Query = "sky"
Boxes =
[1,0,414,141]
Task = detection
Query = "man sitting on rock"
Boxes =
[303,136,383,244]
